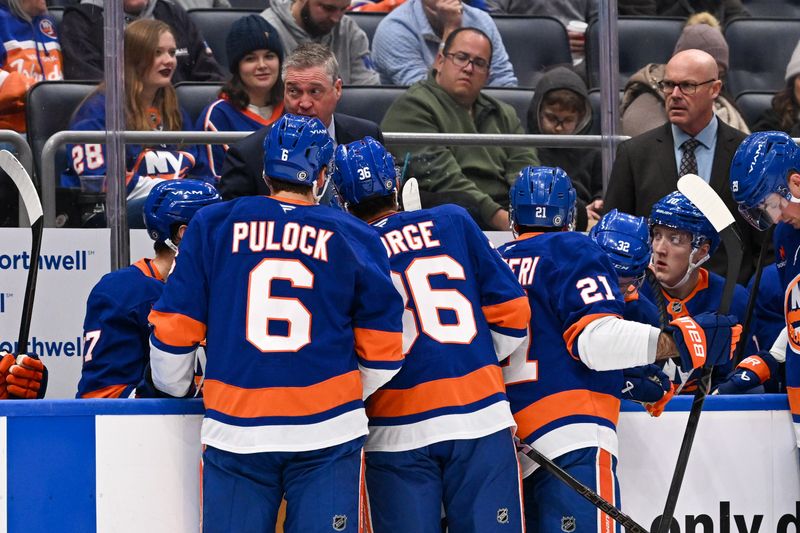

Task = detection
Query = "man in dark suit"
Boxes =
[219,43,382,199]
[605,49,762,283]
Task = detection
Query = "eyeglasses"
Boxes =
[540,111,579,130]
[657,79,717,95]
[444,52,490,73]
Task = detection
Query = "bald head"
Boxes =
[663,49,722,137]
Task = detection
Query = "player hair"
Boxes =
[152,222,183,254]
[542,89,586,116]
[347,194,397,221]
[281,43,340,85]
[268,177,315,196]
[515,224,563,234]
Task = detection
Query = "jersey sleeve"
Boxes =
[148,216,209,397]
[552,240,626,360]
[461,212,530,360]
[349,228,404,399]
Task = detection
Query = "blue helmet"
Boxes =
[649,191,719,254]
[730,131,798,230]
[332,136,397,206]
[263,114,334,186]
[143,179,221,243]
[509,166,576,229]
[589,209,651,278]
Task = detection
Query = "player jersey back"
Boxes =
[77,258,164,398]
[364,204,529,452]
[149,195,404,453]
[775,222,800,441]
[498,231,625,462]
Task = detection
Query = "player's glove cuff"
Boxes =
[667,313,742,370]
[621,364,671,403]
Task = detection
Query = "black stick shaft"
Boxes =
[17,218,43,355]
[733,226,772,364]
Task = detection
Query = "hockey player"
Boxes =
[722,131,800,400]
[76,179,221,398]
[147,114,404,533]
[332,137,531,532]
[644,191,753,391]
[498,166,741,532]
[589,210,673,411]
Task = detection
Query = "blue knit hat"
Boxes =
[226,15,284,73]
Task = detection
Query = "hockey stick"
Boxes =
[0,151,43,356]
[733,225,772,365]
[520,443,648,533]
[655,174,743,533]
[401,177,422,212]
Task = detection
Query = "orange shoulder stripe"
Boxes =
[562,313,621,359]
[354,327,403,362]
[149,309,207,348]
[203,370,363,418]
[482,296,531,330]
[366,364,504,418]
[513,389,620,442]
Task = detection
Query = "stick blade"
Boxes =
[0,150,42,224]
[402,177,422,212]
[676,173,734,232]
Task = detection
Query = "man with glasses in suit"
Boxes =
[605,48,763,284]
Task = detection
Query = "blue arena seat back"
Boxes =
[25,80,97,184]
[175,82,223,125]
[337,85,406,126]
[346,12,384,47]
[492,15,571,88]
[735,91,776,128]
[186,8,261,71]
[586,17,684,89]
[725,18,800,97]
[741,0,800,18]
[483,87,534,129]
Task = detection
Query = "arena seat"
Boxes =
[228,0,268,9]
[492,15,571,88]
[735,91,776,128]
[346,12,384,47]
[25,80,96,183]
[725,18,800,97]
[175,82,223,125]
[741,0,800,18]
[186,8,261,71]
[483,87,534,128]
[586,16,684,89]
[338,85,406,125]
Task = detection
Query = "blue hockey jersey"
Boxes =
[77,258,164,398]
[61,93,213,198]
[498,232,625,463]
[197,97,284,179]
[775,223,800,444]
[364,205,530,452]
[148,195,404,453]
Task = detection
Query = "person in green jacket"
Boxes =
[381,26,538,231]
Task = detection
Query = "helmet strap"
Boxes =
[164,238,179,254]
[659,246,709,291]
[313,172,330,204]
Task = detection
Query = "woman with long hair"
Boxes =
[198,15,285,179]
[753,40,800,136]
[61,18,212,224]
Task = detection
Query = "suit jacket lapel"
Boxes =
[655,122,679,185]
[709,121,735,194]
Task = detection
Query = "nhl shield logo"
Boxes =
[332,514,347,531]
[297,170,309,181]
[561,516,576,532]
[670,301,683,314]
[496,507,509,524]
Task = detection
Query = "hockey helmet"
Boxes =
[589,209,651,278]
[509,166,576,229]
[263,114,334,187]
[649,191,719,254]
[143,179,221,243]
[332,137,397,206]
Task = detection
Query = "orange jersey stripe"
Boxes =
[562,313,621,359]
[203,370,363,418]
[354,327,403,362]
[366,364,504,418]
[80,383,128,398]
[149,309,207,348]
[598,449,616,533]
[788,387,800,416]
[482,296,531,330]
[514,389,620,441]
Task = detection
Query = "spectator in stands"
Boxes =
[528,66,601,231]
[382,27,538,230]
[60,0,225,83]
[656,0,748,24]
[60,19,213,226]
[261,0,379,85]
[198,15,286,181]
[620,13,749,137]
[372,0,517,87]
[605,48,762,283]
[219,42,382,200]
[752,40,800,136]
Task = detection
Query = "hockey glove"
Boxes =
[667,313,742,370]
[621,364,672,403]
[645,383,677,417]
[7,354,47,399]
[0,352,16,399]
[712,351,778,395]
